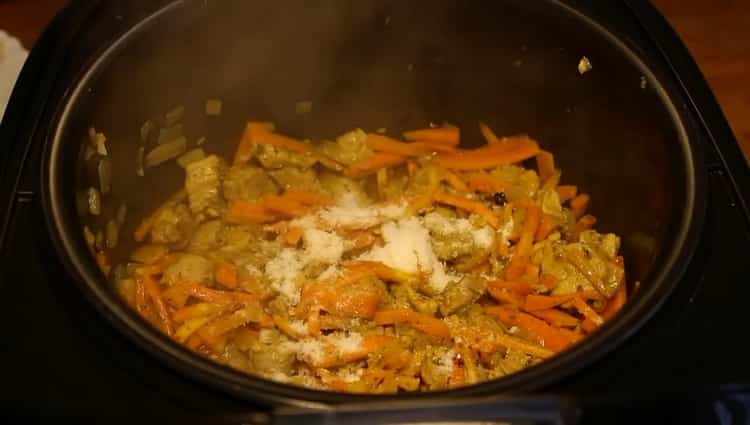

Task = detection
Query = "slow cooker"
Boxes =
[1,0,749,423]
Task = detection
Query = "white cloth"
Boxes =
[0,30,28,124]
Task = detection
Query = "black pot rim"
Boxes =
[39,0,707,407]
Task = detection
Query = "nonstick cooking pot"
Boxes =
[40,0,704,407]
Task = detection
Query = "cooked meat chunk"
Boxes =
[150,203,194,247]
[256,144,317,169]
[185,155,226,216]
[187,220,223,254]
[269,168,321,192]
[161,253,213,286]
[223,165,278,202]
[317,129,371,165]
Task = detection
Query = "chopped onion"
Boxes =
[295,100,313,115]
[205,99,223,116]
[158,123,183,145]
[196,136,206,146]
[95,228,105,251]
[116,203,128,225]
[145,136,187,168]
[105,219,120,249]
[136,147,145,176]
[140,120,155,143]
[88,127,98,147]
[165,105,185,127]
[87,187,101,215]
[578,56,592,75]
[177,148,206,168]
[83,225,95,247]
[98,158,112,195]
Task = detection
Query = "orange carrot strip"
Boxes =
[283,190,333,206]
[172,303,228,323]
[448,356,466,388]
[435,136,540,170]
[581,318,598,333]
[479,122,502,145]
[485,307,574,352]
[234,121,275,164]
[505,203,541,280]
[285,226,304,246]
[487,287,525,306]
[442,170,469,192]
[572,296,604,326]
[432,190,499,228]
[366,134,436,157]
[538,274,560,290]
[602,284,627,321]
[524,291,600,311]
[412,141,458,153]
[407,160,418,177]
[142,275,174,336]
[486,280,532,296]
[263,194,308,217]
[556,185,578,202]
[466,172,507,194]
[374,309,450,338]
[95,251,111,275]
[535,213,560,242]
[226,200,277,224]
[197,306,268,345]
[535,150,556,182]
[347,152,406,177]
[514,311,576,352]
[349,230,377,250]
[530,309,580,327]
[186,334,204,350]
[214,260,238,289]
[569,214,597,241]
[403,127,460,146]
[570,193,590,218]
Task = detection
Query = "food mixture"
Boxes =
[104,120,627,393]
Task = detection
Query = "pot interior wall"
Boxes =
[65,0,685,341]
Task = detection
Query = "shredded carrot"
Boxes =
[448,356,466,388]
[407,160,418,177]
[186,334,204,350]
[234,121,275,164]
[513,311,576,352]
[285,226,304,246]
[435,135,540,170]
[524,291,600,311]
[347,152,406,177]
[581,318,598,333]
[535,213,559,242]
[569,214,597,241]
[142,274,174,336]
[538,274,560,290]
[487,286,525,306]
[441,170,469,192]
[403,126,460,146]
[535,150,556,182]
[432,190,499,228]
[479,122,502,145]
[366,133,439,157]
[374,309,450,338]
[530,309,579,327]
[349,230,377,250]
[172,303,228,323]
[283,190,333,206]
[214,260,238,289]
[466,172,506,193]
[376,167,388,199]
[556,185,578,202]
[572,296,604,326]
[197,304,270,345]
[307,306,321,336]
[263,194,308,217]
[602,284,627,321]
[505,202,541,280]
[570,193,590,218]
[226,200,277,224]
[412,141,458,153]
[95,251,111,275]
